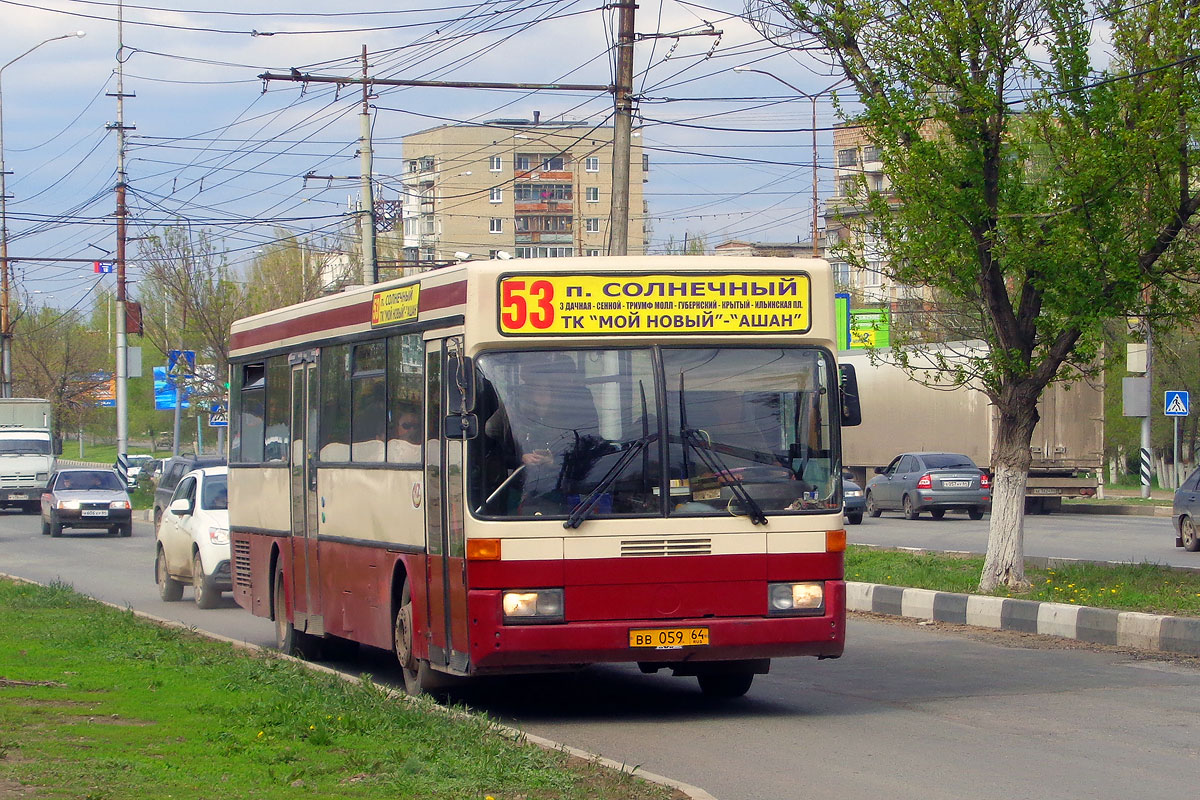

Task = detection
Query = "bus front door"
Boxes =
[424,338,470,673]
[289,358,323,635]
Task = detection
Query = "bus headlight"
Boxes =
[502,589,564,623]
[768,582,824,615]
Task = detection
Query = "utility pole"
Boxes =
[359,46,376,286]
[609,1,635,257]
[110,0,134,485]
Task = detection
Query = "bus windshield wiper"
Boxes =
[678,375,767,526]
[563,432,659,529]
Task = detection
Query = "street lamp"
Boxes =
[0,30,86,397]
[733,66,846,259]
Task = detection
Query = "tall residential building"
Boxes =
[398,117,647,266]
[822,122,929,305]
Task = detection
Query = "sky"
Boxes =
[0,0,862,313]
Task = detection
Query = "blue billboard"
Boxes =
[154,366,192,410]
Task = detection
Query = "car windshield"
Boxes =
[470,346,839,520]
[922,454,976,469]
[58,471,124,491]
[200,475,228,510]
[0,438,50,455]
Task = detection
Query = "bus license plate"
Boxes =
[629,627,709,648]
[81,510,108,517]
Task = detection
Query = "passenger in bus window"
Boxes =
[387,403,423,463]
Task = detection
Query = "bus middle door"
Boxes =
[424,337,470,673]
[289,355,323,635]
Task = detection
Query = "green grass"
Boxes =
[0,579,672,800]
[61,443,173,463]
[846,545,1200,616]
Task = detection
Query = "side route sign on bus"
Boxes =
[498,273,811,335]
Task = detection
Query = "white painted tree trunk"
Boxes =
[979,461,1029,592]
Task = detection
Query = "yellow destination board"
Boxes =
[371,284,420,327]
[498,273,810,335]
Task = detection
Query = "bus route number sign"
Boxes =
[499,273,811,336]
[629,626,710,648]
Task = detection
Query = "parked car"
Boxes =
[843,471,865,525]
[153,454,225,531]
[865,452,990,520]
[40,468,132,537]
[123,454,154,488]
[155,465,230,608]
[1173,467,1200,551]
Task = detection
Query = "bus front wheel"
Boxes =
[697,671,754,698]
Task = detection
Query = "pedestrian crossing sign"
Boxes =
[1165,391,1189,416]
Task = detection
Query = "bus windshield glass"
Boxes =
[471,347,838,520]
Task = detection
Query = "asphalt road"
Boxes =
[848,507,1195,566]
[3,510,1199,800]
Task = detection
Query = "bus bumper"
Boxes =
[466,580,845,672]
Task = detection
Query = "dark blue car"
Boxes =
[843,471,864,525]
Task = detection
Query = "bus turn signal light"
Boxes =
[467,538,501,561]
[826,529,846,552]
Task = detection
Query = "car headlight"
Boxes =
[109,500,131,510]
[57,500,81,510]
[208,527,229,545]
[502,589,564,623]
[844,490,862,498]
[768,582,825,615]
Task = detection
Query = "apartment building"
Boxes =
[398,117,647,265]
[822,122,929,305]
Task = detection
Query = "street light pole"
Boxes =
[733,67,845,259]
[0,31,86,397]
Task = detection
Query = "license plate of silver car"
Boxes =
[942,480,970,488]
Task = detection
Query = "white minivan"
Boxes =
[154,466,230,608]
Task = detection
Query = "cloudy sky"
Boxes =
[2,0,855,311]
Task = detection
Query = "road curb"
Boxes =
[0,571,716,800]
[848,580,1200,656]
[1059,503,1172,517]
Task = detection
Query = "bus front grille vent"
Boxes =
[621,538,711,557]
[232,539,253,588]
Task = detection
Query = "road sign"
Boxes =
[208,403,228,427]
[168,349,196,378]
[1165,391,1190,417]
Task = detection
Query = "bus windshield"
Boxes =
[471,347,838,521]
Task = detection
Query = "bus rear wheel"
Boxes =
[272,567,323,660]
[394,582,439,697]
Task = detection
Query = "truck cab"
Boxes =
[0,399,58,513]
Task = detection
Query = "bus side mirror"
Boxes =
[444,413,479,440]
[839,364,862,427]
[445,355,477,415]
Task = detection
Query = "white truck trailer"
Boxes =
[840,344,1104,513]
[0,398,58,513]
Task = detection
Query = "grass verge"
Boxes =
[0,578,672,800]
[846,545,1200,616]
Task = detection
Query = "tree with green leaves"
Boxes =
[751,0,1200,589]
[12,303,109,437]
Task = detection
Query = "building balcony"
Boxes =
[515,232,574,244]
[516,170,573,181]
[514,201,573,213]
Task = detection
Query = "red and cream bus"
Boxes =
[228,256,861,697]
